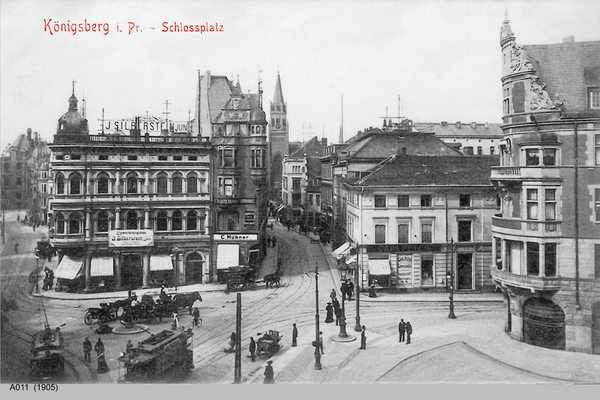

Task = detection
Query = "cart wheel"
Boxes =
[228,282,237,291]
[108,309,117,321]
[84,312,94,325]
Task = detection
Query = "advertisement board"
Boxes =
[109,230,154,247]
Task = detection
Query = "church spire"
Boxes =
[272,71,285,107]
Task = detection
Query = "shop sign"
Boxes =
[213,234,258,241]
[397,255,413,285]
[109,230,154,247]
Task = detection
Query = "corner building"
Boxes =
[196,71,269,281]
[49,89,212,292]
[490,18,600,353]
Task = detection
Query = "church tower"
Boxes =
[268,72,289,200]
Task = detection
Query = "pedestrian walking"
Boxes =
[334,303,342,326]
[97,351,109,373]
[292,323,298,347]
[368,284,377,298]
[249,337,256,361]
[83,337,92,362]
[325,302,334,323]
[398,319,406,342]
[192,307,201,326]
[406,322,412,344]
[319,331,324,354]
[13,242,19,254]
[172,312,179,330]
[126,339,134,353]
[225,332,237,353]
[360,325,367,350]
[271,237,277,247]
[263,360,274,384]
[347,280,354,301]
[340,281,348,302]
[94,338,104,357]
[330,288,337,303]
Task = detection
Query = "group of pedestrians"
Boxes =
[398,318,413,344]
[82,337,109,373]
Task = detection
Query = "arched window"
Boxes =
[56,174,65,194]
[97,211,110,232]
[156,211,168,231]
[157,173,168,194]
[187,210,198,231]
[97,174,109,194]
[172,174,183,194]
[172,210,183,231]
[56,212,65,234]
[127,174,138,194]
[70,173,82,195]
[69,212,82,234]
[187,174,197,193]
[126,211,138,229]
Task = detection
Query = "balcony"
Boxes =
[490,166,563,182]
[492,216,561,235]
[491,267,562,292]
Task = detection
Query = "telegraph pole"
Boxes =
[234,292,242,383]
[314,264,322,370]
[448,238,456,319]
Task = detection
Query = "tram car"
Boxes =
[118,329,194,383]
[29,325,65,381]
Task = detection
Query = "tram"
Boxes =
[118,329,194,383]
[29,325,65,381]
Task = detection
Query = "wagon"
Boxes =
[256,330,282,358]
[225,266,256,292]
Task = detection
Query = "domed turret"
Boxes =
[57,87,89,135]
[251,109,267,125]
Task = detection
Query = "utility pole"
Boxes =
[448,238,456,319]
[354,260,361,332]
[234,292,242,383]
[314,263,322,370]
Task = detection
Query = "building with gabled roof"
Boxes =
[414,120,503,155]
[344,154,500,292]
[490,18,600,353]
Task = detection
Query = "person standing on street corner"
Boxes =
[398,319,406,342]
[360,325,367,350]
[264,360,274,384]
[94,338,105,358]
[83,337,92,362]
[319,331,324,354]
[347,280,354,301]
[330,288,337,303]
[249,337,256,361]
[406,321,413,344]
[126,339,134,353]
[292,323,298,347]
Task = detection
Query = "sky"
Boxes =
[1,0,600,151]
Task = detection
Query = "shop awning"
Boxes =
[345,255,357,265]
[217,244,240,270]
[150,255,173,271]
[368,259,391,275]
[54,255,83,280]
[332,242,351,260]
[91,257,114,277]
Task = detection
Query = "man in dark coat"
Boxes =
[334,304,342,326]
[398,319,406,342]
[340,281,348,302]
[347,280,354,301]
[292,323,298,347]
[83,337,92,362]
[264,360,274,383]
[360,325,367,350]
[406,322,413,344]
[249,337,256,361]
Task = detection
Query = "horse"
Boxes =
[172,292,203,314]
[264,273,281,289]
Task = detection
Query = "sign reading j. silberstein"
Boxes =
[213,234,258,241]
[109,230,155,247]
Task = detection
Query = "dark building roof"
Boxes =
[524,40,600,112]
[202,75,234,123]
[350,155,500,187]
[413,121,503,137]
[289,136,327,159]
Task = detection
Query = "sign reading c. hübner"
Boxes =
[109,230,154,247]
[213,234,258,241]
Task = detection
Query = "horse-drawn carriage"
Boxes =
[225,266,257,292]
[84,302,118,325]
[256,330,282,358]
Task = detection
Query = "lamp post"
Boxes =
[170,246,180,292]
[448,238,456,319]
[354,258,361,332]
[2,207,5,245]
[314,263,322,370]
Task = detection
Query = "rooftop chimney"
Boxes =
[470,122,477,129]
[562,36,575,43]
[455,121,462,128]
[441,121,448,127]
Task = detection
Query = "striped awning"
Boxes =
[150,255,173,271]
[332,242,352,260]
[368,259,391,275]
[91,257,114,277]
[217,244,239,270]
[54,255,83,280]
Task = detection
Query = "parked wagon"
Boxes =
[84,302,118,325]
[255,330,282,358]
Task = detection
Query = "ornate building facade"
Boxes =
[49,88,212,292]
[490,18,600,353]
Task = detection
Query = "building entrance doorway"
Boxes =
[185,252,204,284]
[122,254,142,290]
[456,253,473,290]
[523,297,565,350]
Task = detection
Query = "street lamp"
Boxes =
[448,238,456,319]
[170,246,180,292]
[354,256,361,332]
[313,263,322,370]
